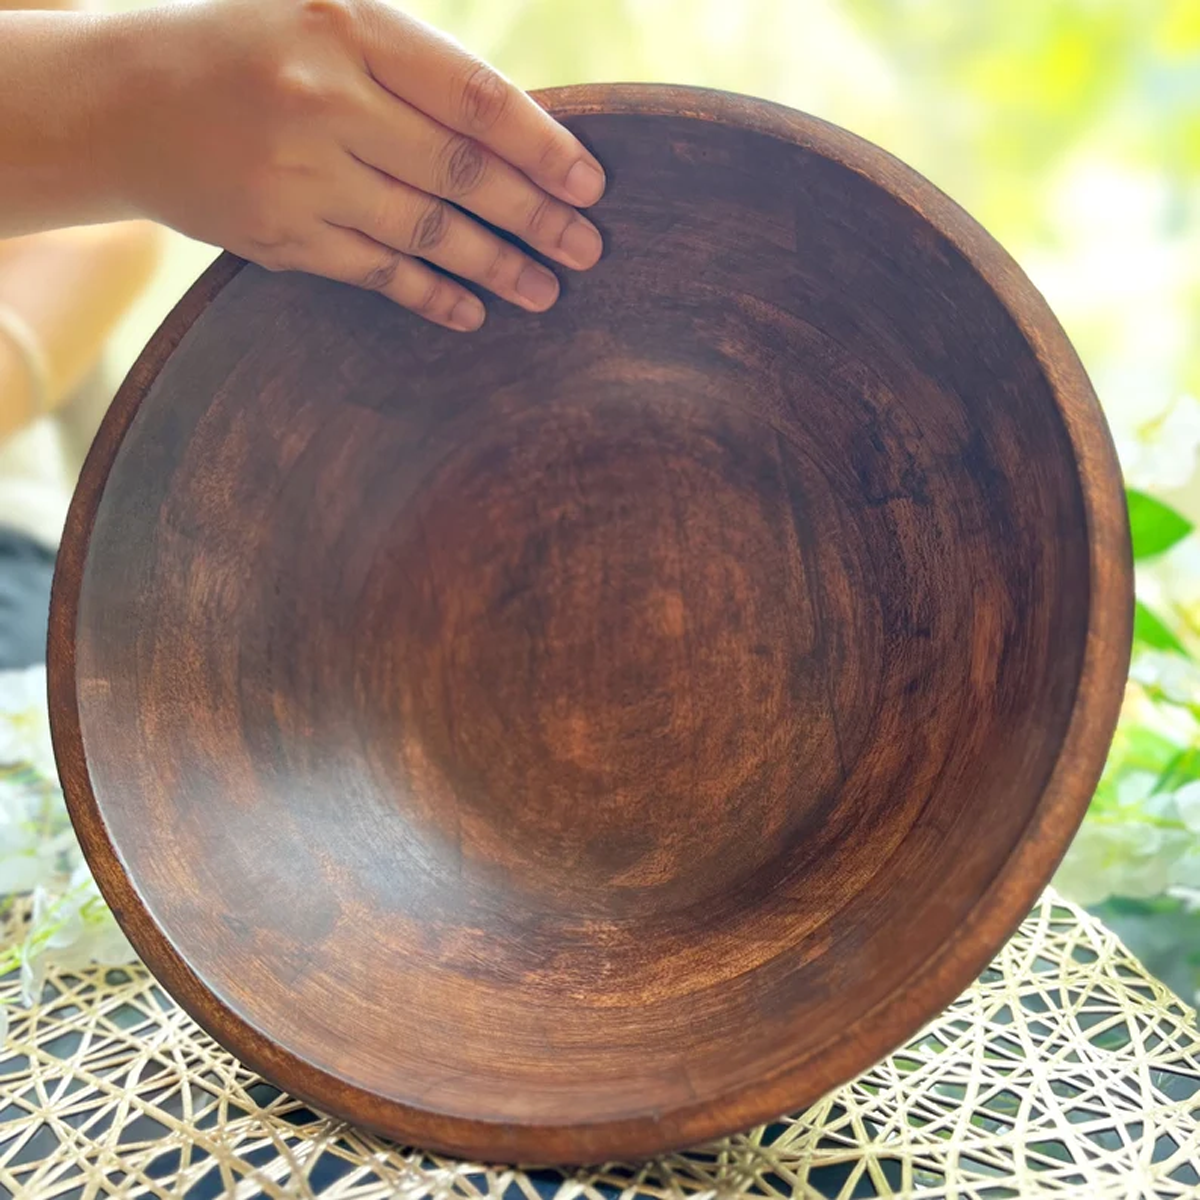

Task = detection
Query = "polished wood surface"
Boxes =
[48,85,1133,1163]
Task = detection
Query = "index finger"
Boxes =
[360,7,607,208]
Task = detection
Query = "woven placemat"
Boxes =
[1,890,1197,1199]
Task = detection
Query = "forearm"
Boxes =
[1,0,607,330]
[0,11,142,236]
[0,221,161,441]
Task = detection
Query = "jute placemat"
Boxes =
[2,889,1198,1199]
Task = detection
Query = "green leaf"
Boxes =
[1155,744,1200,792]
[1133,600,1191,656]
[1127,488,1194,559]
[1117,725,1182,774]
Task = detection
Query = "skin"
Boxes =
[0,0,161,443]
[0,224,162,442]
[0,0,608,333]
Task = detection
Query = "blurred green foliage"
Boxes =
[1052,482,1200,1000]
[842,1,1200,214]
[408,0,1200,407]
[1129,489,1194,561]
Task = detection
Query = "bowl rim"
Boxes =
[48,82,1133,1164]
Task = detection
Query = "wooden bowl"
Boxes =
[48,85,1132,1163]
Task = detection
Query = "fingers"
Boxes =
[282,225,486,332]
[330,159,562,312]
[345,93,603,273]
[361,6,605,208]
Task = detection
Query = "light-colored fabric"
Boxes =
[0,417,71,549]
[0,362,110,549]
[0,303,52,421]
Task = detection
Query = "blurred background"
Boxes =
[108,0,1200,448]
[4,0,1200,1000]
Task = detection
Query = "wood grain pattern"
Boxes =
[47,85,1133,1164]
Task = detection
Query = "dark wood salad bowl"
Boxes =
[48,84,1131,1163]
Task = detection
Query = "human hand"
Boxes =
[110,0,606,330]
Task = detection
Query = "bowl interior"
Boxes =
[60,99,1106,1158]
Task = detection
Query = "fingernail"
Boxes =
[450,294,485,331]
[565,159,606,206]
[516,264,559,309]
[559,218,603,269]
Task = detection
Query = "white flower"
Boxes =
[0,666,136,1010]
[1129,650,1200,705]
[1138,539,1200,662]
[1167,843,1200,889]
[1056,819,1193,907]
[0,666,56,781]
[0,666,47,722]
[1119,393,1200,492]
[0,778,69,894]
[0,768,77,897]
[0,848,60,896]
[1175,781,1200,833]
[86,919,136,968]
[1115,770,1159,808]
[12,867,136,1008]
[0,677,136,1021]
[1170,885,1200,912]
[1056,824,1125,907]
